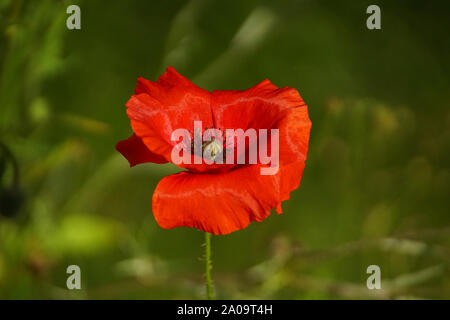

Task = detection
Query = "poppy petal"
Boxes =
[211,79,305,131]
[126,67,214,162]
[276,105,312,166]
[212,79,311,168]
[116,134,167,166]
[152,161,305,235]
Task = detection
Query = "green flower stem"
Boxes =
[204,232,214,300]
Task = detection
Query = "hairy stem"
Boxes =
[204,232,214,299]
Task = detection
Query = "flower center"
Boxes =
[202,139,223,160]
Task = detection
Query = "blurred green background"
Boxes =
[0,0,449,299]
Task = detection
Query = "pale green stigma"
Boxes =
[202,139,223,160]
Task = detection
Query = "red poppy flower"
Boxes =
[116,67,311,235]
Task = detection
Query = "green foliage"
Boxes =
[0,0,449,299]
